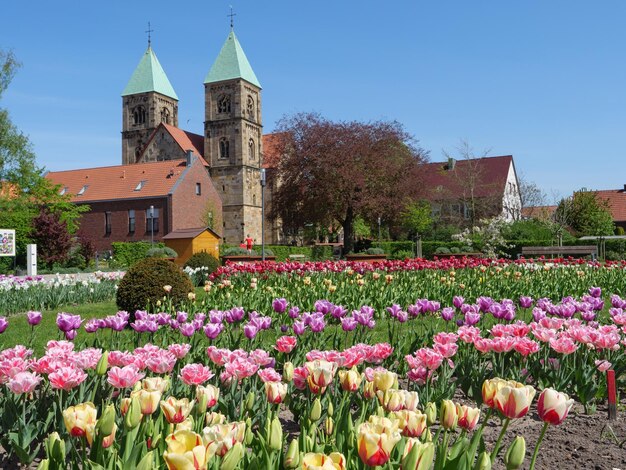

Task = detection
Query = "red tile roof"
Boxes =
[420,156,513,201]
[521,205,557,219]
[143,123,209,166]
[45,160,191,202]
[593,189,626,222]
[262,133,284,169]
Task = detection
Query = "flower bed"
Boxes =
[0,285,625,468]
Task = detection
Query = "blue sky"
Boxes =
[2,0,625,198]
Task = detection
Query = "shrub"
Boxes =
[435,246,451,254]
[111,242,165,267]
[116,258,193,315]
[146,246,178,258]
[390,250,414,260]
[364,247,385,255]
[258,248,274,257]
[223,247,250,256]
[184,251,220,271]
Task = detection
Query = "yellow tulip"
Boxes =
[161,397,195,424]
[338,367,362,392]
[265,381,288,404]
[205,412,227,426]
[202,421,246,457]
[143,376,170,392]
[302,452,346,470]
[456,404,481,431]
[481,377,510,408]
[494,384,536,419]
[402,439,435,470]
[163,430,208,470]
[63,402,97,445]
[357,416,401,467]
[390,410,427,438]
[439,400,457,430]
[305,360,337,394]
[372,369,397,393]
[131,389,162,415]
[196,384,219,412]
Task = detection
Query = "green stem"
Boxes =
[529,422,549,470]
[490,418,510,464]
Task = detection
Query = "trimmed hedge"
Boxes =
[220,244,334,262]
[111,241,165,267]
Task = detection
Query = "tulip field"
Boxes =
[0,258,626,469]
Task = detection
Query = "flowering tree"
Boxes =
[452,216,512,258]
[269,113,428,253]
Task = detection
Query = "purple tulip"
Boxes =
[452,296,465,309]
[441,307,455,321]
[0,317,8,333]
[477,296,493,313]
[179,322,196,337]
[532,307,546,322]
[210,310,225,323]
[194,312,206,323]
[314,300,333,315]
[464,311,481,326]
[155,312,170,325]
[84,319,99,333]
[341,316,358,331]
[272,298,288,314]
[244,323,258,339]
[258,316,272,330]
[27,311,42,326]
[229,307,245,322]
[395,310,408,323]
[134,310,148,320]
[65,329,77,340]
[309,315,326,333]
[280,324,289,333]
[407,304,421,317]
[204,322,223,340]
[56,313,82,332]
[519,296,533,309]
[611,294,626,309]
[109,316,127,331]
[169,319,180,330]
[288,307,300,319]
[589,287,602,298]
[427,301,441,312]
[176,311,188,323]
[116,311,130,321]
[192,319,204,330]
[387,304,403,318]
[292,320,306,336]
[456,319,464,327]
[331,305,347,319]
[130,320,149,332]
[581,311,597,322]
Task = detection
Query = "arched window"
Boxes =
[248,138,255,160]
[246,95,254,119]
[219,138,230,159]
[218,95,231,113]
[160,108,170,124]
[133,106,146,125]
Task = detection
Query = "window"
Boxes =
[218,95,231,113]
[133,106,146,125]
[77,185,88,196]
[463,203,473,220]
[248,138,255,161]
[219,138,230,159]
[146,207,159,233]
[195,183,201,195]
[59,187,68,196]
[134,180,146,191]
[161,108,170,124]
[105,212,112,235]
[246,95,254,119]
[128,210,136,233]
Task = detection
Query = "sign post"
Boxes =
[0,229,16,272]
[27,244,37,276]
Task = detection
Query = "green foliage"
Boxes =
[184,251,220,272]
[221,244,335,261]
[116,258,193,314]
[223,247,251,256]
[353,216,371,239]
[435,246,451,254]
[558,190,615,236]
[364,247,385,255]
[145,246,178,258]
[111,241,165,267]
[503,219,559,242]
[390,250,414,260]
[401,200,433,234]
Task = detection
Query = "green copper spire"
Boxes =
[122,46,178,100]
[204,30,261,88]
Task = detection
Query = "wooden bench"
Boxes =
[520,245,598,260]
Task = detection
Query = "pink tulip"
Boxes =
[275,336,297,353]
[179,363,214,386]
[168,343,191,359]
[145,350,177,374]
[537,388,574,425]
[595,359,612,372]
[549,336,578,354]
[7,371,42,394]
[49,366,88,390]
[107,365,145,389]
[257,367,282,383]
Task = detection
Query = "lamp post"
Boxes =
[260,169,266,261]
[149,205,154,247]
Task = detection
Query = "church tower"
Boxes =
[204,29,263,244]
[121,46,178,165]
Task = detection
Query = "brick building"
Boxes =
[45,153,221,252]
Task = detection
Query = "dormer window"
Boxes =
[59,187,68,196]
[77,185,88,196]
[134,180,146,191]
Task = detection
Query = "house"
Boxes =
[45,153,222,253]
[592,186,626,231]
[521,205,558,220]
[419,155,522,224]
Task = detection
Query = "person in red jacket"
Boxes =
[245,234,254,253]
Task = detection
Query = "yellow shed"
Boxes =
[163,227,221,266]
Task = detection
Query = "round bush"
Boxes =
[223,247,250,256]
[116,258,193,314]
[146,246,178,258]
[435,246,451,254]
[184,251,220,272]
[365,247,385,255]
[391,250,414,260]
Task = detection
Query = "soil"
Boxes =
[480,400,626,470]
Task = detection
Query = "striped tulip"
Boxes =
[537,388,574,425]
[302,452,346,470]
[357,416,401,467]
[494,384,536,419]
[163,430,208,470]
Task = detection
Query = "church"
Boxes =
[46,27,275,250]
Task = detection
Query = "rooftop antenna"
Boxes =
[227,6,236,29]
[145,22,154,47]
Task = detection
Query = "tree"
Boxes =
[518,174,547,210]
[270,113,428,253]
[31,208,73,267]
[557,189,615,237]
[401,200,432,236]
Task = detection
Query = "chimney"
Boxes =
[623,184,626,191]
[121,170,126,179]
[447,157,456,170]
[186,150,193,166]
